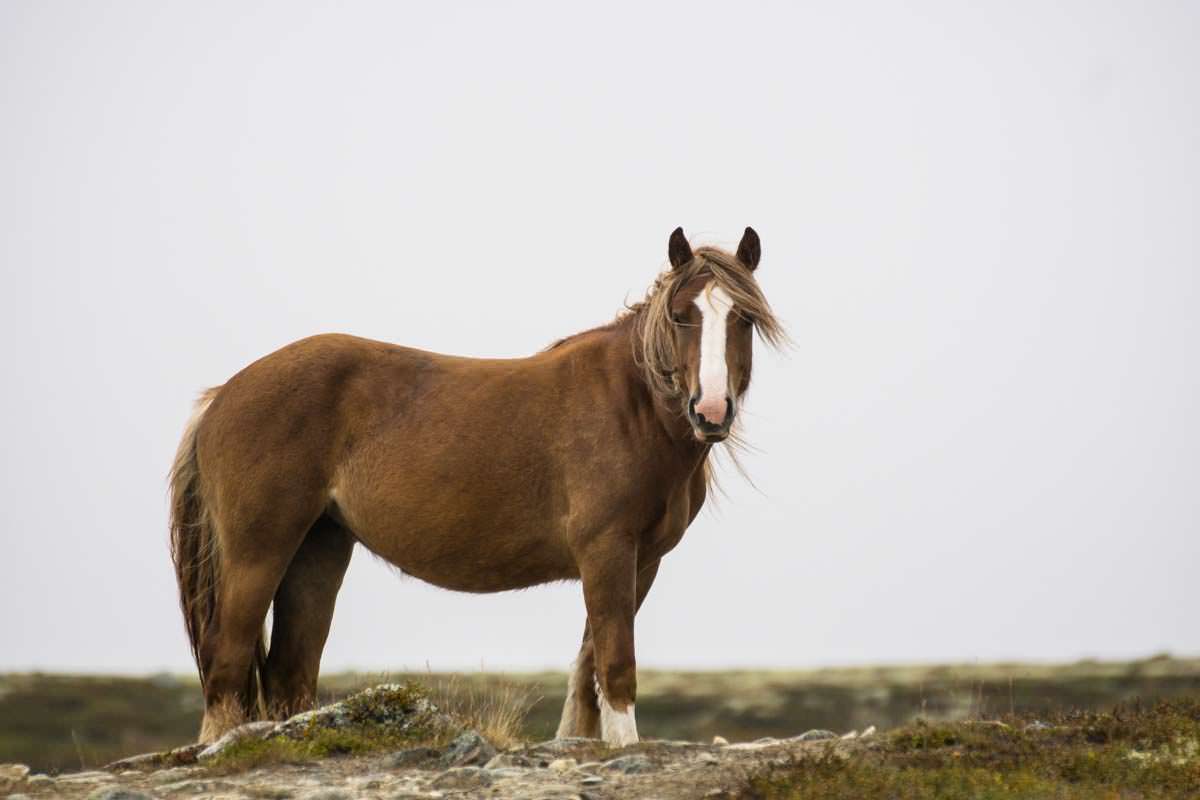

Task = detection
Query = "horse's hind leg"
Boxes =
[557,623,601,738]
[199,552,297,742]
[262,516,355,718]
[198,504,322,743]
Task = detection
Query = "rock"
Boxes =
[7,794,31,800]
[105,742,206,772]
[841,730,858,739]
[797,729,838,742]
[382,746,441,769]
[581,774,605,784]
[156,778,239,794]
[27,774,53,786]
[521,783,580,796]
[167,744,206,766]
[274,684,442,742]
[430,766,493,790]
[1025,720,1052,731]
[725,737,779,751]
[602,754,654,774]
[105,751,168,772]
[85,789,157,800]
[242,786,294,799]
[548,757,578,772]
[485,753,534,769]
[440,729,498,767]
[148,766,201,783]
[57,770,115,784]
[697,752,719,765]
[298,790,354,800]
[532,737,594,754]
[197,720,279,761]
[711,735,729,745]
[861,725,877,738]
[0,763,30,786]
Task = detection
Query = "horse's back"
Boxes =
[194,334,431,509]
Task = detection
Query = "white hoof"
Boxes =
[599,695,639,746]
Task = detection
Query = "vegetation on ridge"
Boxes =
[749,699,1200,799]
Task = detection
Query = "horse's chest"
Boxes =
[644,523,687,562]
[636,483,701,563]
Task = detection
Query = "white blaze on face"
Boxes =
[693,283,734,424]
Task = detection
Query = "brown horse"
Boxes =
[169,227,784,745]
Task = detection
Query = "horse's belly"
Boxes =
[331,404,601,593]
[361,523,577,592]
[335,480,578,593]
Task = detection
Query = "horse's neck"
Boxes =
[593,318,709,465]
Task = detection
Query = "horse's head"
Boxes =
[657,226,780,444]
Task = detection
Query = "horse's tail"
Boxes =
[169,386,267,715]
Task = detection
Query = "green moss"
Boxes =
[338,683,428,723]
[207,722,451,773]
[205,683,455,774]
[749,701,1200,799]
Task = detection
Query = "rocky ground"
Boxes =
[4,684,1199,799]
[0,685,869,800]
[0,733,869,800]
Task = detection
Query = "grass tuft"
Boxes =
[425,675,540,750]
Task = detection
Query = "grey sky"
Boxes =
[2,1,1197,673]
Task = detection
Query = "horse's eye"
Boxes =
[671,313,685,325]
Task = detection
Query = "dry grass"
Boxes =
[424,675,540,749]
[198,694,248,745]
[332,671,540,749]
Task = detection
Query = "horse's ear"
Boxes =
[736,227,761,270]
[668,227,693,270]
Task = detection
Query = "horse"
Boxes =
[169,226,784,746]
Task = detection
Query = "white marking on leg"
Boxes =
[599,693,639,746]
[556,658,581,738]
[693,284,734,423]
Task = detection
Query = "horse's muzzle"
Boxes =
[688,395,734,443]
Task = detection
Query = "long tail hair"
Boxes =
[168,387,267,716]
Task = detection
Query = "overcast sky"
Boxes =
[2,1,1197,674]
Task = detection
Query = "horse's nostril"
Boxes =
[691,394,730,428]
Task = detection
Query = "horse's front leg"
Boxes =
[577,537,640,746]
[557,560,661,740]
